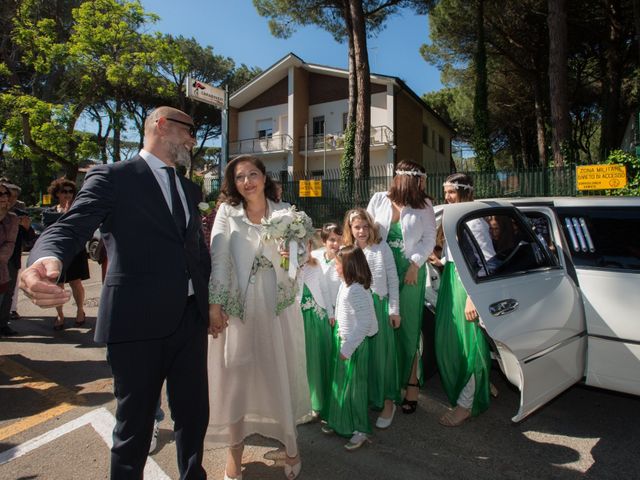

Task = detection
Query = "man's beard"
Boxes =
[168,141,191,168]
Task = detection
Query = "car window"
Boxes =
[460,211,558,281]
[518,211,560,261]
[556,207,640,271]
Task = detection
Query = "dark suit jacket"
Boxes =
[28,156,211,343]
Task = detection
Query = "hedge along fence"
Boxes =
[203,165,611,227]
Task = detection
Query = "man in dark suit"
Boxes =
[21,106,213,479]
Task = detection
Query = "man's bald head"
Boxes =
[143,106,195,167]
[144,106,192,137]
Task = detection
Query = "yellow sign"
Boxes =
[299,180,322,197]
[576,164,627,191]
[42,194,52,205]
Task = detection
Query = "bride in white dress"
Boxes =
[208,155,310,480]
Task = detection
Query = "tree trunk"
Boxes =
[548,0,570,166]
[533,75,547,167]
[599,0,624,161]
[349,0,371,179]
[113,99,122,162]
[472,0,493,171]
[632,0,640,59]
[343,0,357,127]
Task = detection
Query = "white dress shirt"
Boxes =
[140,149,193,295]
[139,149,190,225]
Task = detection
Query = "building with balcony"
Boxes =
[228,53,455,177]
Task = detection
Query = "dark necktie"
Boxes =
[163,166,187,236]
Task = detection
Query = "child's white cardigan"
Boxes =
[335,282,378,359]
[363,242,400,316]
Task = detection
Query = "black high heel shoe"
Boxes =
[401,383,419,414]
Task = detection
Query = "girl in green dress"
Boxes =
[430,172,495,427]
[300,238,337,419]
[325,245,378,451]
[367,160,436,414]
[342,208,401,428]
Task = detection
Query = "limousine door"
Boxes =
[441,202,586,422]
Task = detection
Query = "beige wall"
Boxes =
[292,67,309,174]
[395,89,423,167]
[228,107,238,143]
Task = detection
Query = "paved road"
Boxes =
[1,255,639,479]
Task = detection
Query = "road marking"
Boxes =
[0,356,85,441]
[0,407,170,480]
[523,430,598,473]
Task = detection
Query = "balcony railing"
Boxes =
[298,125,394,152]
[229,134,293,156]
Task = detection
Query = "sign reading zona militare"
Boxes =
[299,180,322,197]
[576,164,627,191]
[186,77,225,109]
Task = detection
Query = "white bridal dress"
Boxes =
[206,201,311,456]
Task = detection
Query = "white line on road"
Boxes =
[0,407,170,480]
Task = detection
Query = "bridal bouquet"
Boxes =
[261,206,315,278]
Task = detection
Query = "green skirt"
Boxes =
[389,246,427,387]
[326,328,371,437]
[301,285,335,417]
[434,262,491,416]
[368,294,402,408]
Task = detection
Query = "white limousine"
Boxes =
[425,196,640,422]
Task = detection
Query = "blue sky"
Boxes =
[138,0,444,97]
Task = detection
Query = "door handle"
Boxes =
[489,299,519,316]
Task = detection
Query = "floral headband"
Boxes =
[443,181,474,191]
[349,211,366,223]
[396,169,426,178]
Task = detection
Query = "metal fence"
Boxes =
[205,165,614,227]
[273,165,392,226]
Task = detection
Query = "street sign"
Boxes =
[576,164,627,191]
[185,77,225,109]
[185,76,229,181]
[299,180,322,197]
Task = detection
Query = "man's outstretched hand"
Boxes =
[20,259,71,308]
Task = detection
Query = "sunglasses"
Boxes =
[60,189,75,194]
[165,118,196,138]
[0,191,10,197]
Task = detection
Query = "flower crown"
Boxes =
[443,181,474,191]
[395,169,426,178]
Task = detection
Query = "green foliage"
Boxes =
[1,0,261,190]
[605,149,640,196]
[422,0,638,168]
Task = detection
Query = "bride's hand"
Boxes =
[208,304,229,338]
